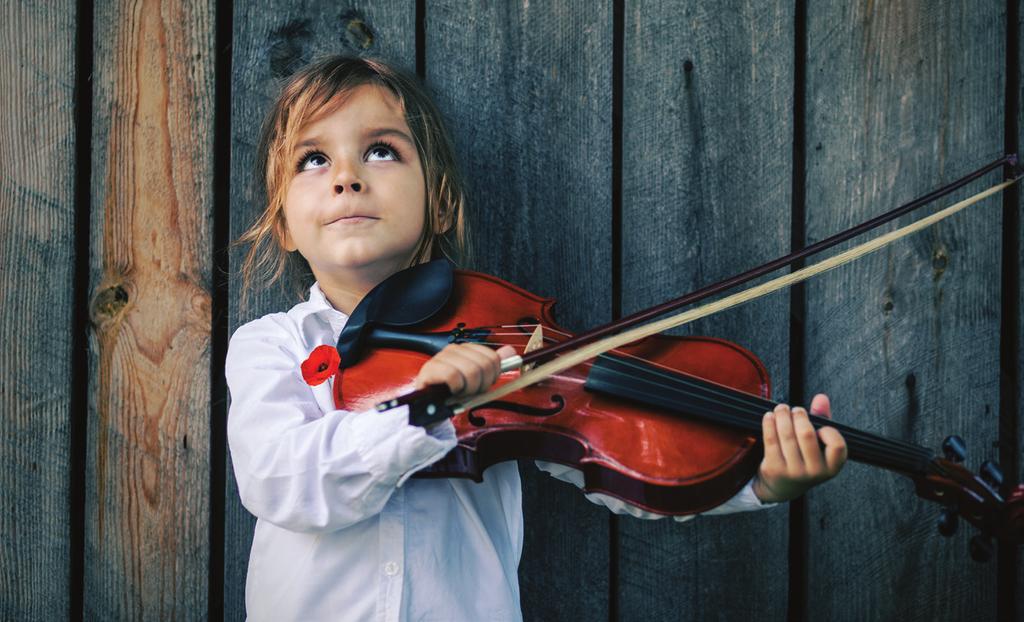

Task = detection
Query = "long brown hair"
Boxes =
[236,56,468,311]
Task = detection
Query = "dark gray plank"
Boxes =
[805,2,1004,620]
[1017,0,1023,609]
[225,3,414,618]
[620,1,792,619]
[85,0,215,617]
[427,2,613,619]
[0,1,76,618]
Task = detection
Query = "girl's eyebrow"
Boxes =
[292,127,414,153]
[364,127,414,145]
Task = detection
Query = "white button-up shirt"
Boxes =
[226,283,773,621]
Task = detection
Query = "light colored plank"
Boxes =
[85,0,215,617]
[0,1,77,618]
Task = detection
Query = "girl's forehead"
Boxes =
[303,84,406,130]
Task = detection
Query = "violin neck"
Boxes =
[585,353,934,477]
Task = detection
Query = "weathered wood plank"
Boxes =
[85,0,215,617]
[225,3,414,618]
[805,2,1004,620]
[619,1,792,619]
[427,2,613,619]
[0,1,77,618]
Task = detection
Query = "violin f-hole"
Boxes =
[466,394,566,427]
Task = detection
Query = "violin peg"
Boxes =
[979,460,1003,488]
[942,435,967,463]
[937,508,958,538]
[969,535,993,563]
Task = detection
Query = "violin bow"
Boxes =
[394,154,1020,412]
[515,153,1020,369]
[456,164,1021,412]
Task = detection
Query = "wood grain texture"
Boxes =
[804,2,1004,620]
[0,1,77,618]
[619,1,792,619]
[225,2,414,618]
[426,2,614,619]
[85,0,215,617]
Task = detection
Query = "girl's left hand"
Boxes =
[751,393,848,503]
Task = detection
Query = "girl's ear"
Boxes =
[435,216,451,235]
[434,202,453,235]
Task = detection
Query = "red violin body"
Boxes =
[332,269,771,515]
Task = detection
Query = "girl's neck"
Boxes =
[315,263,405,315]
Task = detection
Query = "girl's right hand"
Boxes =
[414,344,517,397]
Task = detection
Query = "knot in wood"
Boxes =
[341,11,375,50]
[268,19,312,78]
[931,246,949,280]
[91,284,129,324]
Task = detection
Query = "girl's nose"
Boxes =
[332,163,363,194]
[333,180,362,193]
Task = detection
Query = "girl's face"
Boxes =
[282,84,426,295]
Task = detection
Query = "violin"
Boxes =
[328,156,1024,560]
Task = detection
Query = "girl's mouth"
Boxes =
[327,215,379,226]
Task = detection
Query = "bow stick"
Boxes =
[453,170,1020,416]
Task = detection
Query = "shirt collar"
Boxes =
[307,282,349,324]
[308,281,332,310]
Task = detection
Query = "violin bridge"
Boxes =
[522,324,544,373]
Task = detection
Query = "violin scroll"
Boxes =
[913,453,1024,560]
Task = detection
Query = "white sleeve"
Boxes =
[535,461,776,523]
[226,317,456,534]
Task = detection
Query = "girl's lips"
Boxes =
[326,215,379,225]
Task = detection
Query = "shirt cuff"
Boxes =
[700,476,778,515]
[345,405,457,488]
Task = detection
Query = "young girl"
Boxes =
[226,55,847,621]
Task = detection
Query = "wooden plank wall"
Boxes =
[0,1,77,619]
[86,0,216,618]
[1,1,1020,620]
[1017,0,1023,610]
[427,3,617,619]
[225,2,416,616]
[804,3,1006,620]
[619,2,792,619]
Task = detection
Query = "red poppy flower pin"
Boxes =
[300,345,341,386]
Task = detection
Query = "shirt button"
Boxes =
[383,562,399,576]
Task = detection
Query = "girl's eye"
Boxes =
[366,142,400,162]
[297,151,329,172]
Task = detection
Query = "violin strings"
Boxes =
[476,324,934,473]
[596,355,931,474]
[475,338,932,472]
[479,323,937,469]
[488,324,932,467]
[596,353,933,473]
[607,351,934,462]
